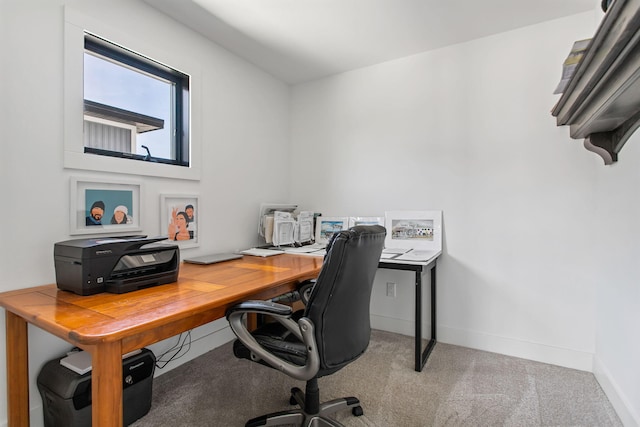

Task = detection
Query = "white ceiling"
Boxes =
[144,0,596,84]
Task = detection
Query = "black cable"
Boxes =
[155,289,305,369]
[155,331,192,369]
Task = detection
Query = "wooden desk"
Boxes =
[0,254,322,427]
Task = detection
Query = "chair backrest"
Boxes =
[304,225,386,374]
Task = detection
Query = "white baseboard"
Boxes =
[593,356,640,427]
[439,324,594,371]
[371,314,593,371]
[371,313,421,337]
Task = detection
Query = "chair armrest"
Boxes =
[226,299,303,341]
[227,303,320,381]
[226,300,293,318]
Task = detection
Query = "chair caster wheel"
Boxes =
[352,406,364,417]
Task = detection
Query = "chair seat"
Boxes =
[233,317,308,366]
[233,314,347,378]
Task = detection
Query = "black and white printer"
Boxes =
[54,236,179,295]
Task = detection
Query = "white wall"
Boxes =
[290,10,638,426]
[291,11,599,367]
[0,0,291,425]
[593,133,640,426]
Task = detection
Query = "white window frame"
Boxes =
[64,7,202,180]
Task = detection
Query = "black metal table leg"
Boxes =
[415,268,422,370]
[379,258,438,372]
[414,264,437,371]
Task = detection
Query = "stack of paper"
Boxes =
[60,349,142,375]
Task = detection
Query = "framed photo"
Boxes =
[70,177,142,235]
[160,194,199,248]
[315,216,349,245]
[384,210,442,251]
[349,216,384,227]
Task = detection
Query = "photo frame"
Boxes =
[70,177,142,235]
[384,210,442,251]
[315,216,349,245]
[349,216,384,228]
[160,194,199,249]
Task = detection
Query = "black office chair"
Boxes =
[226,225,386,427]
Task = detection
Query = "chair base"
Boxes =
[246,386,363,427]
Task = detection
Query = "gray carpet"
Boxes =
[130,330,622,426]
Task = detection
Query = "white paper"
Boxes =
[285,245,324,254]
[382,247,410,254]
[263,215,274,244]
[296,211,314,243]
[380,252,400,259]
[272,211,295,246]
[60,349,141,375]
[395,249,439,262]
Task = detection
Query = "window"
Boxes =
[64,8,201,179]
[83,34,190,167]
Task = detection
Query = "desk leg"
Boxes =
[414,264,437,372]
[90,342,124,427]
[6,311,29,427]
[431,265,437,343]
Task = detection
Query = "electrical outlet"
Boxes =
[386,282,396,297]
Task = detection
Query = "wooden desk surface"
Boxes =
[0,254,322,427]
[0,254,322,350]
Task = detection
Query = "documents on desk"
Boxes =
[281,243,325,256]
[257,203,315,247]
[249,209,445,263]
[281,244,439,262]
[383,248,441,262]
[380,247,409,258]
[272,211,296,246]
[284,242,325,254]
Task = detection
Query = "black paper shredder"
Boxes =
[37,348,155,427]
